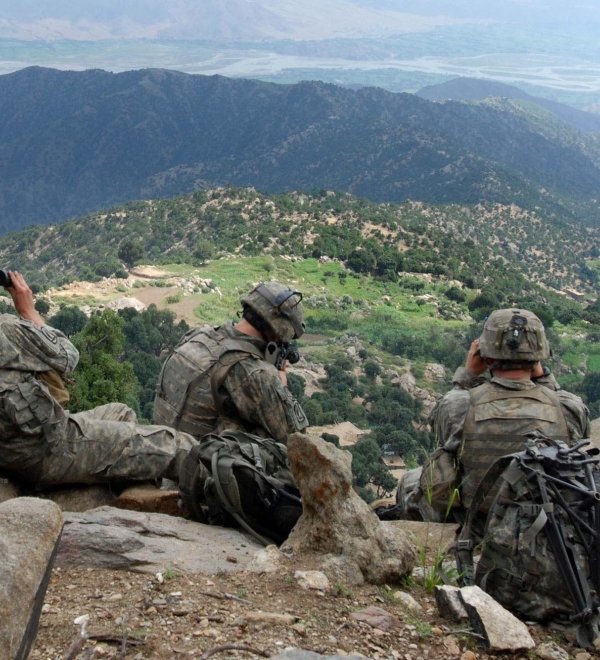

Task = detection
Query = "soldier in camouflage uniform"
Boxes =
[395,308,590,522]
[153,281,308,442]
[0,271,197,488]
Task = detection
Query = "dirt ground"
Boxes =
[32,564,583,660]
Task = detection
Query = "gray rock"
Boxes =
[57,505,266,574]
[536,641,570,660]
[270,650,365,659]
[0,497,63,660]
[282,433,417,585]
[349,605,402,632]
[270,651,366,659]
[394,590,423,612]
[459,585,535,652]
[435,585,469,622]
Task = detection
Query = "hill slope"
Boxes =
[1,67,600,233]
[1,188,597,301]
[416,77,600,134]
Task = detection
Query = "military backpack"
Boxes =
[179,430,302,545]
[456,436,600,647]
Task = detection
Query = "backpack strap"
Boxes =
[456,452,518,585]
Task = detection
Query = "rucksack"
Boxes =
[456,436,600,647]
[179,430,302,546]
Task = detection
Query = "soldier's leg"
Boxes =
[80,402,138,423]
[38,410,197,486]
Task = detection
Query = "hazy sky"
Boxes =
[0,1,597,41]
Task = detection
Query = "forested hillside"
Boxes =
[1,188,597,299]
[1,67,600,232]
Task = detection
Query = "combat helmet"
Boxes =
[240,282,304,342]
[479,308,550,363]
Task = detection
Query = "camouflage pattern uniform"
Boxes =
[153,321,308,442]
[396,313,591,522]
[0,314,197,487]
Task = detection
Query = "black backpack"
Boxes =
[456,436,600,647]
[179,430,302,545]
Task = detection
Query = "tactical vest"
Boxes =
[459,381,569,507]
[153,324,265,439]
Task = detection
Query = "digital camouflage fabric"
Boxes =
[153,322,308,443]
[0,314,196,486]
[457,437,600,648]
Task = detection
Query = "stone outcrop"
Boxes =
[57,505,265,574]
[0,497,63,660]
[282,433,417,585]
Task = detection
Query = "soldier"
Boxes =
[393,308,590,522]
[153,281,308,442]
[0,270,197,488]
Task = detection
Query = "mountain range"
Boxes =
[1,66,599,234]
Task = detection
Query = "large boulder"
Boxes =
[282,433,417,584]
[0,497,63,660]
[57,506,266,573]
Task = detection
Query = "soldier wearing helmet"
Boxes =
[389,308,590,523]
[153,281,308,442]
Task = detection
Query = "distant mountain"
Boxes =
[1,66,599,234]
[416,77,600,134]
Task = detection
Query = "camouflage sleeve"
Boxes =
[557,390,591,440]
[429,388,470,453]
[9,318,79,375]
[451,366,487,389]
[224,359,308,443]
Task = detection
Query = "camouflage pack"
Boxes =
[179,430,302,545]
[456,437,600,647]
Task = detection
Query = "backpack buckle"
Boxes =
[457,539,473,551]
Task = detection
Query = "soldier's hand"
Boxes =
[278,361,288,387]
[531,362,545,379]
[7,270,45,326]
[465,339,487,375]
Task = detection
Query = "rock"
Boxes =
[57,505,266,573]
[248,545,287,573]
[0,497,63,660]
[434,585,469,622]
[38,484,116,511]
[349,606,402,632]
[459,585,535,652]
[115,484,182,516]
[235,611,298,626]
[0,477,19,503]
[393,590,422,612]
[424,363,446,383]
[294,570,330,591]
[282,433,417,584]
[270,650,366,659]
[536,641,570,660]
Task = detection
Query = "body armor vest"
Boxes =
[153,324,265,439]
[459,381,570,507]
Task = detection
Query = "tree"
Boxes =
[48,305,88,337]
[118,238,144,270]
[69,310,140,414]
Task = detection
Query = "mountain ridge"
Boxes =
[416,76,600,134]
[1,66,599,234]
